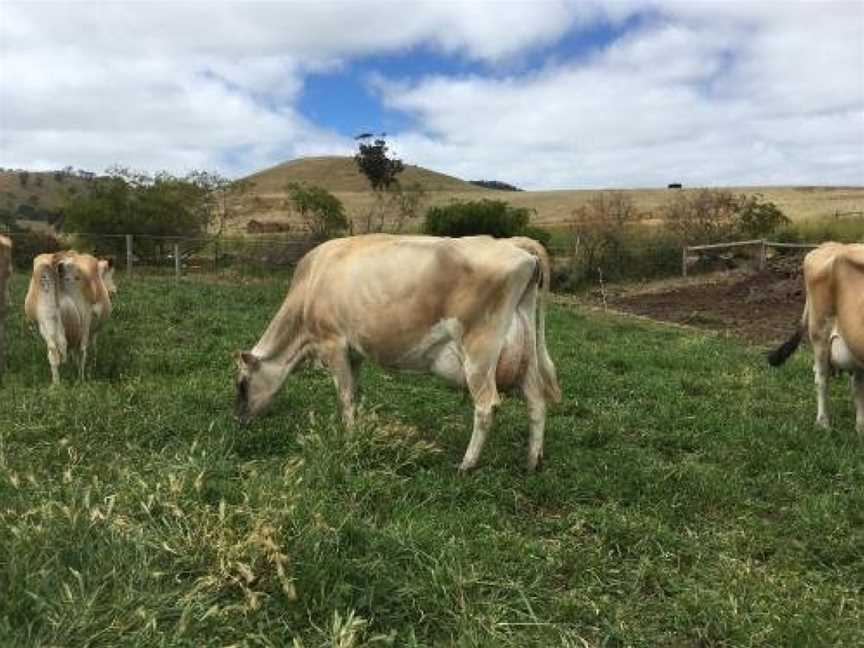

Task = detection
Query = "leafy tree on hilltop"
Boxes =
[354,136,404,191]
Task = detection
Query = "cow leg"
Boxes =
[79,335,90,381]
[47,343,62,385]
[321,342,358,427]
[522,373,547,473]
[460,354,501,473]
[852,371,864,435]
[813,340,831,429]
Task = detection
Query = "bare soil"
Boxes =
[595,257,806,343]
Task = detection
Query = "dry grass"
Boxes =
[232,157,864,233]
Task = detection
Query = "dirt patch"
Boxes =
[581,259,806,344]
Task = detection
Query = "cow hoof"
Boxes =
[816,416,830,430]
[526,455,544,473]
[457,463,478,475]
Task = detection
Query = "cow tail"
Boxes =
[526,242,562,403]
[41,260,68,361]
[767,297,807,367]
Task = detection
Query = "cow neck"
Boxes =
[252,293,309,371]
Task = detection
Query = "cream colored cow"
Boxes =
[0,235,12,379]
[768,242,864,433]
[235,234,561,472]
[25,251,114,384]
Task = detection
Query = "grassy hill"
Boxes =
[2,160,861,237]
[242,156,488,194]
[0,168,92,215]
[234,157,864,234]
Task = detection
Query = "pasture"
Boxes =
[1,272,862,646]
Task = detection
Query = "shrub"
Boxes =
[422,199,532,238]
[9,230,63,269]
[285,183,348,241]
[736,194,790,238]
[662,189,789,243]
[662,189,739,244]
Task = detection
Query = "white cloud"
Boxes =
[374,2,864,188]
[1,1,862,188]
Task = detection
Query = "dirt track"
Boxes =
[600,261,805,344]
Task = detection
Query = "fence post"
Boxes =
[682,246,688,278]
[759,239,767,271]
[174,242,181,282]
[126,234,133,278]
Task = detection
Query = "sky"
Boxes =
[1,0,863,190]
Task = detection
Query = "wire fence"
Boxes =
[0,228,835,288]
[1,231,317,280]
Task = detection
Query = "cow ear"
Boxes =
[236,351,260,370]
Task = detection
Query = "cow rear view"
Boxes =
[25,251,114,384]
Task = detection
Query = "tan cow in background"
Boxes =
[0,235,11,380]
[768,242,864,433]
[25,251,114,384]
[235,234,561,473]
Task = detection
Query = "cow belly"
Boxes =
[830,332,864,371]
[496,313,529,390]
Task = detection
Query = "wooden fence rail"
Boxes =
[682,239,822,277]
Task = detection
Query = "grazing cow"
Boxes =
[235,234,561,472]
[0,235,11,379]
[768,242,864,433]
[24,251,114,384]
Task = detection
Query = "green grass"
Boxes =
[1,274,862,646]
[778,216,864,244]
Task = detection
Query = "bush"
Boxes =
[285,183,348,242]
[9,230,63,269]
[662,189,789,244]
[663,189,739,244]
[554,193,684,290]
[736,194,790,238]
[423,199,533,238]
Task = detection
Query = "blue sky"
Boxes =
[296,12,648,141]
[1,1,863,189]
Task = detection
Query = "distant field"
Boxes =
[1,273,862,645]
[233,157,864,233]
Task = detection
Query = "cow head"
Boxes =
[233,350,282,424]
[98,258,117,294]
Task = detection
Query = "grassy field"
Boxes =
[1,273,863,646]
[230,157,864,233]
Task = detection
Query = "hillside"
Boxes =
[0,169,92,219]
[242,156,488,194]
[233,157,864,233]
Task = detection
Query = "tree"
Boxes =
[63,167,219,258]
[353,135,412,233]
[184,170,252,237]
[388,181,427,233]
[285,183,348,241]
[354,136,404,191]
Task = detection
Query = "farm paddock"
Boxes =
[0,272,862,646]
[585,261,806,344]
